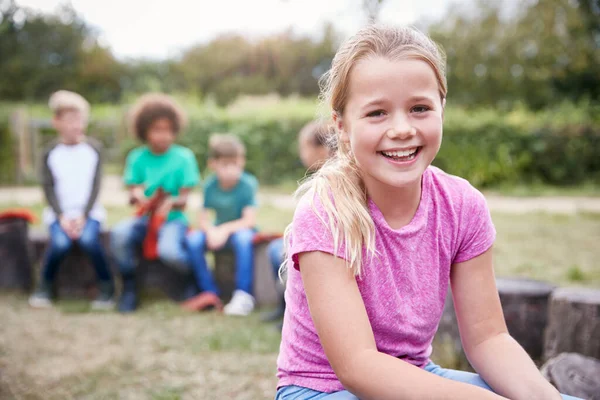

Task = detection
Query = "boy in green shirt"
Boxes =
[110,93,200,313]
[183,134,258,316]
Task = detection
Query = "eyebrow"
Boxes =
[359,95,437,110]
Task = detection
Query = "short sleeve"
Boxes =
[289,191,347,270]
[181,150,201,188]
[202,177,216,209]
[453,187,496,264]
[241,175,258,208]
[123,149,144,186]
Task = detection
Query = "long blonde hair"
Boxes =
[284,25,448,277]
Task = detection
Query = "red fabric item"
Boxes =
[135,188,167,261]
[142,212,165,260]
[0,209,37,224]
[252,232,283,245]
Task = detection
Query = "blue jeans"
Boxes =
[275,362,583,399]
[267,238,284,280]
[186,228,255,295]
[110,217,190,275]
[41,219,112,284]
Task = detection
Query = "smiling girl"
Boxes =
[275,25,581,400]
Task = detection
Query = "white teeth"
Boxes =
[382,148,417,158]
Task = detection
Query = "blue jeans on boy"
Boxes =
[110,216,190,275]
[267,238,284,280]
[41,218,112,284]
[185,228,255,295]
[275,361,583,399]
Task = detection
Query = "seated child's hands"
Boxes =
[206,226,229,250]
[155,197,173,217]
[71,216,86,239]
[59,216,82,239]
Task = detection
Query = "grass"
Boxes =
[485,181,600,197]
[0,198,599,398]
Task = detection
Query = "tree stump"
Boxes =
[137,259,199,302]
[214,241,278,306]
[496,278,556,361]
[544,287,600,361]
[0,218,33,291]
[541,353,600,400]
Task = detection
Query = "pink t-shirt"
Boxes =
[276,166,496,393]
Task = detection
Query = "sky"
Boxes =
[15,0,455,60]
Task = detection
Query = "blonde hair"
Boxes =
[48,90,90,118]
[208,133,246,159]
[284,25,447,277]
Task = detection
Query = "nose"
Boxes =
[386,113,415,140]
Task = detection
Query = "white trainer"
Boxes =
[224,290,255,316]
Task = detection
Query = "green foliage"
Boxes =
[428,0,600,109]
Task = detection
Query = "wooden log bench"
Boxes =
[26,229,280,306]
[0,217,33,292]
[544,287,600,361]
[28,228,198,301]
[541,353,600,400]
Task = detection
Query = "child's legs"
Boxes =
[275,386,357,399]
[424,362,583,399]
[41,222,74,282]
[226,228,255,294]
[76,219,112,282]
[110,217,147,276]
[267,238,284,281]
[185,231,219,294]
[157,220,190,272]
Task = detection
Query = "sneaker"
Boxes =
[28,281,53,309]
[224,290,255,316]
[181,292,223,312]
[91,281,115,311]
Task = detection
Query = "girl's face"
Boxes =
[336,56,444,192]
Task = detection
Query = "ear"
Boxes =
[238,156,246,169]
[332,112,349,144]
[51,115,60,130]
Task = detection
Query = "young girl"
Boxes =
[275,26,581,400]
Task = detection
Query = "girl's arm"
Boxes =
[299,250,506,400]
[451,247,561,400]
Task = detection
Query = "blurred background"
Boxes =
[0,0,599,399]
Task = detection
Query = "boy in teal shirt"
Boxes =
[111,93,200,313]
[183,134,258,316]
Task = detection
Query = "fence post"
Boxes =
[9,108,30,185]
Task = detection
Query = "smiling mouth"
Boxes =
[378,147,421,162]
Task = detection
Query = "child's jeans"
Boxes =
[185,228,255,295]
[267,238,284,280]
[111,217,190,275]
[275,361,583,399]
[41,218,112,284]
